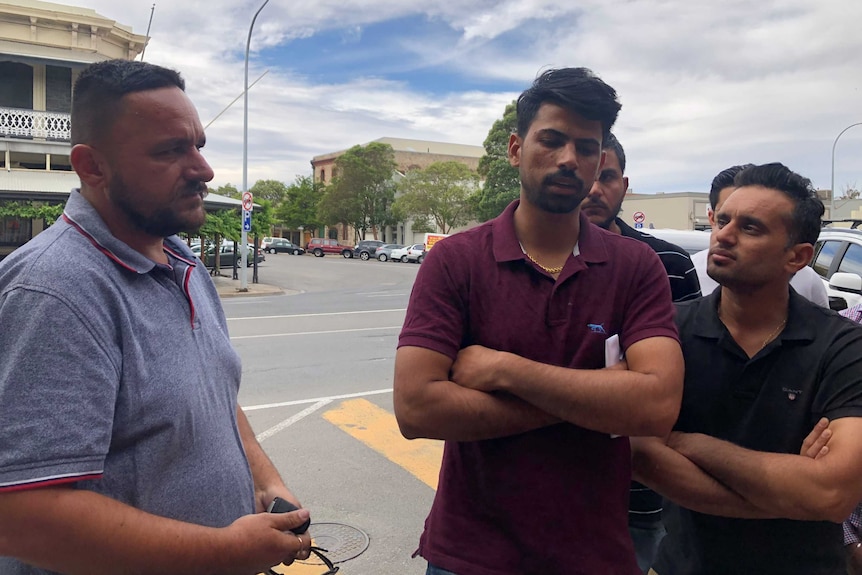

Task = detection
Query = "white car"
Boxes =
[390,243,426,263]
[644,228,712,255]
[811,225,862,311]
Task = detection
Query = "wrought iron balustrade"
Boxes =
[0,107,71,141]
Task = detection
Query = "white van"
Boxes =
[643,228,711,255]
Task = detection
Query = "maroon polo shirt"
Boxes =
[399,200,678,575]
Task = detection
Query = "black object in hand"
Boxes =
[267,497,311,534]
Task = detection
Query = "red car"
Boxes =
[306,238,353,258]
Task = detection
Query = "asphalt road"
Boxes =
[225,252,434,575]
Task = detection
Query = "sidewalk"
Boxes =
[210,273,291,298]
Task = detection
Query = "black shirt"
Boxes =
[617,219,702,526]
[654,289,862,575]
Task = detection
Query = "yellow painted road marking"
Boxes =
[323,398,443,490]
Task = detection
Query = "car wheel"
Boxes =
[417,254,424,263]
[401,255,408,263]
[360,251,370,261]
[293,249,300,255]
[378,253,388,262]
[267,248,275,254]
[342,250,353,258]
[314,248,324,257]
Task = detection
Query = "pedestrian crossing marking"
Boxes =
[322,398,443,490]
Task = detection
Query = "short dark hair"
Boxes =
[709,164,753,209]
[602,132,626,174]
[516,68,621,140]
[71,59,185,145]
[732,163,824,246]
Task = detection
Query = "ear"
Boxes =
[622,175,629,194]
[70,144,108,191]
[707,208,716,227]
[786,243,815,275]
[507,133,522,168]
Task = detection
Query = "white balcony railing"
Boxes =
[0,107,71,141]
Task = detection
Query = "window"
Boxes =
[812,241,843,279]
[0,217,32,245]
[320,169,326,183]
[836,243,862,278]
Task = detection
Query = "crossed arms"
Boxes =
[632,416,862,523]
[394,335,684,442]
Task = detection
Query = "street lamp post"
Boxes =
[830,122,862,220]
[240,0,271,291]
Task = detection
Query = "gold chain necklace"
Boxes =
[519,243,564,274]
[719,305,787,351]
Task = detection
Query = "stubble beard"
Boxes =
[110,174,208,238]
[524,174,588,215]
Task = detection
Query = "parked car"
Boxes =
[260,236,276,251]
[810,225,862,311]
[306,237,353,258]
[390,243,426,263]
[354,239,386,260]
[375,243,404,262]
[201,243,264,268]
[645,228,712,255]
[265,238,304,255]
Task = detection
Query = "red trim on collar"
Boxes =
[0,473,103,493]
[163,244,198,267]
[62,213,138,273]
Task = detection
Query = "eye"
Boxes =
[576,142,600,156]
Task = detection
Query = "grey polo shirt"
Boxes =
[0,190,254,555]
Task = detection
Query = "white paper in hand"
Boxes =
[605,334,623,438]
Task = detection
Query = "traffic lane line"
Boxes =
[322,398,443,490]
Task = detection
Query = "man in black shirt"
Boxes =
[632,163,862,575]
[582,133,701,573]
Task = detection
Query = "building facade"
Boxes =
[309,137,484,246]
[0,0,147,257]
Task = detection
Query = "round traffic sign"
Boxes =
[633,211,645,223]
[242,192,253,212]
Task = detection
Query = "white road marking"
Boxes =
[230,326,401,340]
[255,400,332,442]
[227,309,406,321]
[243,388,393,412]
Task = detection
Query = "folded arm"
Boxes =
[451,336,684,437]
[393,346,560,441]
[671,417,862,523]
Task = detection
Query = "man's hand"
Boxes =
[222,508,312,573]
[800,417,831,460]
[450,345,505,392]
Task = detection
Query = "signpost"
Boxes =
[241,191,253,289]
[633,211,645,230]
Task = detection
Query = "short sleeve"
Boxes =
[0,286,119,490]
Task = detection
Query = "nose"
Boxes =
[557,142,579,172]
[188,148,214,183]
[712,220,736,247]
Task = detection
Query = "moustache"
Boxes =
[581,198,608,210]
[182,183,209,199]
[543,170,584,191]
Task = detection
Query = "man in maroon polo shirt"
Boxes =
[394,68,684,575]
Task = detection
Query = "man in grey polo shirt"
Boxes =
[0,60,311,574]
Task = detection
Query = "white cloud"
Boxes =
[47,0,862,195]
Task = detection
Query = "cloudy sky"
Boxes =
[52,0,862,196]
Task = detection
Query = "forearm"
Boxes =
[495,350,681,437]
[631,437,773,519]
[0,488,238,575]
[236,406,295,510]
[675,433,858,522]
[394,378,559,442]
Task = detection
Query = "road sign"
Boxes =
[242,191,253,212]
[634,222,644,229]
[633,211,645,223]
[242,209,251,232]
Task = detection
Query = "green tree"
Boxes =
[249,179,289,203]
[211,183,239,199]
[276,175,323,230]
[319,142,397,239]
[0,201,64,224]
[394,161,479,234]
[474,101,520,222]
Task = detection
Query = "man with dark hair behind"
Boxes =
[0,60,312,575]
[395,67,684,574]
[583,133,700,572]
[692,163,828,306]
[633,163,862,574]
